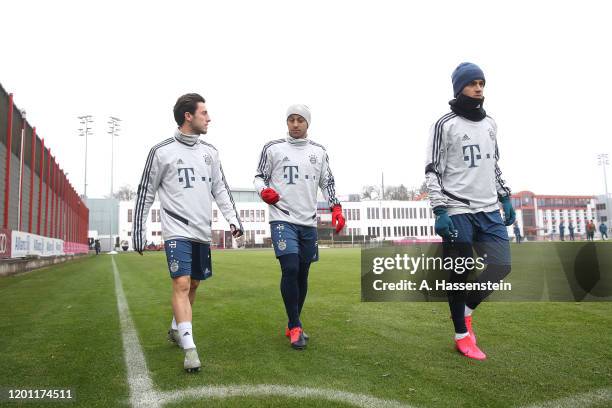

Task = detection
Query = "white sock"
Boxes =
[464,306,474,317]
[455,332,470,340]
[171,316,178,330]
[178,322,196,349]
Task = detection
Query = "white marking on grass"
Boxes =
[157,385,410,407]
[522,387,612,408]
[112,256,414,408]
[112,256,161,408]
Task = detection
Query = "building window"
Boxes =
[250,210,255,222]
[213,210,218,222]
[128,209,133,223]
[128,231,132,236]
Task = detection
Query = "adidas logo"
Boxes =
[177,159,184,164]
[462,134,471,141]
[183,332,190,336]
[282,156,290,162]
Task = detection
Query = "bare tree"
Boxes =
[361,185,380,200]
[111,185,137,201]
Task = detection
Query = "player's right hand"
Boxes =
[433,207,458,240]
[260,188,280,205]
[331,205,345,233]
[230,224,244,238]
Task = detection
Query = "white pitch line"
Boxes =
[111,256,415,408]
[522,387,612,408]
[157,384,412,408]
[111,256,160,408]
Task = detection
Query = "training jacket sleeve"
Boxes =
[425,120,448,209]
[319,151,341,209]
[493,121,512,199]
[253,144,272,194]
[132,148,163,252]
[211,150,243,231]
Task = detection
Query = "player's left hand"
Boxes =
[230,224,243,238]
[331,205,345,233]
[500,195,516,226]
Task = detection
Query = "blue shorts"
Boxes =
[270,221,319,262]
[164,239,212,280]
[445,210,511,265]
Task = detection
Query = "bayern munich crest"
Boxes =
[309,154,317,164]
[277,239,287,251]
[170,260,180,273]
[204,154,212,165]
[488,128,496,140]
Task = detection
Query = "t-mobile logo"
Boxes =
[462,144,482,168]
[283,165,299,185]
[178,167,196,188]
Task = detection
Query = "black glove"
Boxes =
[230,224,243,238]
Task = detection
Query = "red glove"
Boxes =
[260,188,280,205]
[331,205,345,233]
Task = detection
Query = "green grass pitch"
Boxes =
[0,245,611,407]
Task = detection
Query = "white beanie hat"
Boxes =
[286,104,311,126]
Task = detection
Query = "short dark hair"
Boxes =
[173,93,206,126]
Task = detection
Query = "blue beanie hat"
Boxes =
[451,62,485,97]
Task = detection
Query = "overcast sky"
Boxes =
[1,0,610,199]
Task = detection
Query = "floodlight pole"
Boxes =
[108,116,121,253]
[78,115,93,198]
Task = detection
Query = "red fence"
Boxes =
[0,82,88,258]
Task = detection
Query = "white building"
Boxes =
[335,200,437,241]
[114,191,438,250]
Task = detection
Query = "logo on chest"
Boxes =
[282,164,319,185]
[177,167,212,188]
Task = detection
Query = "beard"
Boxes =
[193,125,207,135]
